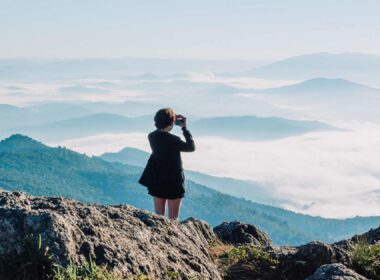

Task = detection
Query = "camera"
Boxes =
[175,115,184,126]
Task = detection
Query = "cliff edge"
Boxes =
[1,190,379,280]
[0,190,221,279]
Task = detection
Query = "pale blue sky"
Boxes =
[0,0,379,59]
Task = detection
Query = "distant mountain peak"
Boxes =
[296,51,373,57]
[245,52,380,84]
[262,77,380,94]
[295,77,374,88]
[0,134,48,152]
[118,146,148,154]
[2,134,35,143]
[304,77,361,83]
[275,52,380,63]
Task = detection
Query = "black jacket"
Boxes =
[138,127,195,199]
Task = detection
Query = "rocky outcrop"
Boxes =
[335,225,380,250]
[274,241,352,279]
[306,263,368,280]
[214,223,380,280]
[0,191,221,279]
[1,190,379,280]
[224,241,353,280]
[213,220,272,246]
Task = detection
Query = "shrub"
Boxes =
[352,240,380,279]
[217,244,278,274]
[53,257,124,280]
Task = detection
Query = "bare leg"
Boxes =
[168,198,182,220]
[153,196,167,216]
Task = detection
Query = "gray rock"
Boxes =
[293,241,351,266]
[0,191,221,279]
[213,220,272,246]
[270,241,352,280]
[306,263,368,280]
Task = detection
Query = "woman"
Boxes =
[138,108,195,220]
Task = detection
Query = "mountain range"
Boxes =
[0,57,267,80]
[244,52,380,86]
[100,147,284,206]
[245,78,380,121]
[0,101,157,128]
[1,110,337,142]
[210,77,380,97]
[1,134,380,246]
[257,77,380,95]
[189,115,337,140]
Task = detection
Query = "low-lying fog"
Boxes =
[49,120,380,218]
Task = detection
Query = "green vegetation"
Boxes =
[213,243,278,275]
[53,259,123,280]
[352,240,380,279]
[55,266,203,280]
[0,135,147,207]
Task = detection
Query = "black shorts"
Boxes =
[148,187,185,199]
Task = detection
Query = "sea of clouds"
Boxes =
[49,120,380,219]
[3,73,380,218]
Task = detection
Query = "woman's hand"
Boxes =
[181,118,187,128]
[176,114,187,128]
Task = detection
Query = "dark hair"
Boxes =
[154,108,176,129]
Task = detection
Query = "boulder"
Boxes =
[213,220,272,246]
[0,191,221,279]
[306,263,368,280]
[293,241,351,266]
[274,241,352,280]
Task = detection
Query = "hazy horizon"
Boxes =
[2,51,379,61]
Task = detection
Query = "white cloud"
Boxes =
[0,80,150,106]
[50,132,151,156]
[48,121,380,218]
[188,72,299,89]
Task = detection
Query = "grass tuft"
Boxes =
[0,233,54,280]
[209,242,277,276]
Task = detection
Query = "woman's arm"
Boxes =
[175,127,195,152]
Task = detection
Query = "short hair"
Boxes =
[154,108,176,129]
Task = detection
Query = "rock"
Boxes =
[224,262,278,280]
[306,263,368,280]
[213,221,272,246]
[357,226,380,244]
[0,191,221,279]
[293,241,351,266]
[2,190,378,280]
[335,226,380,250]
[273,241,352,280]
